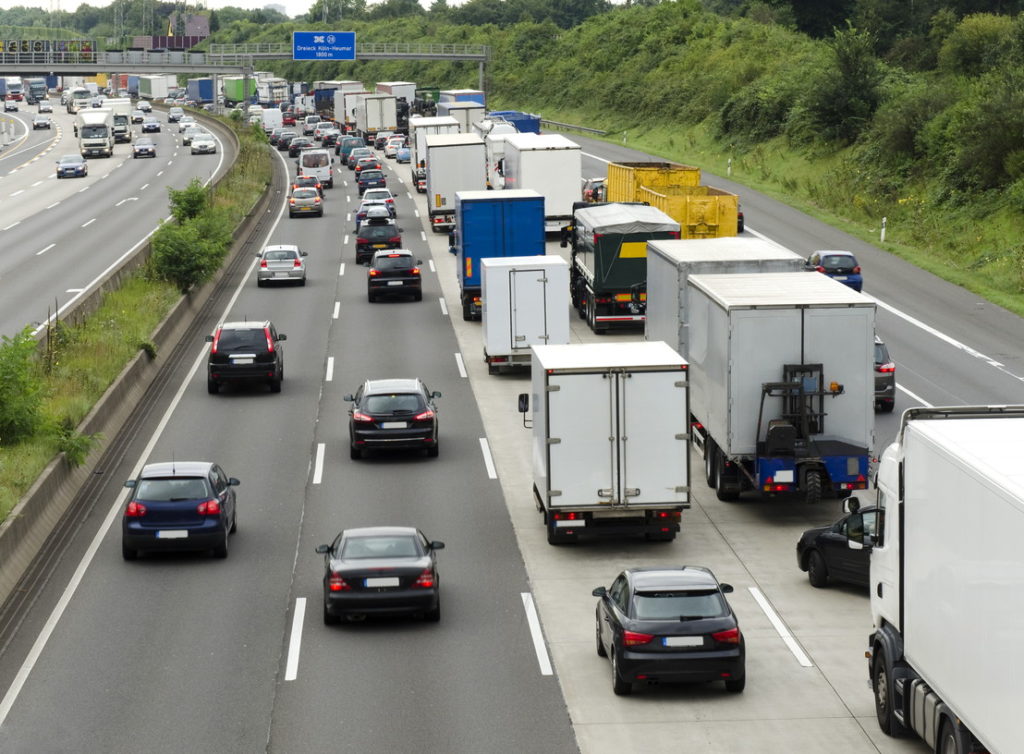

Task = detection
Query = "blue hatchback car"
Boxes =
[806,250,863,292]
[357,168,387,195]
[121,461,239,560]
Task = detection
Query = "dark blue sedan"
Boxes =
[121,461,239,560]
[357,168,387,195]
[806,250,863,292]
[55,154,88,178]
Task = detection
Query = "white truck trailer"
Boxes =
[688,272,874,504]
[846,405,1024,754]
[519,342,690,544]
[483,132,516,189]
[481,256,570,373]
[77,109,114,157]
[355,94,397,145]
[335,89,369,132]
[502,133,582,232]
[424,133,486,233]
[375,81,416,104]
[436,101,485,132]
[645,236,805,357]
[138,75,169,101]
[105,97,133,143]
[409,115,459,192]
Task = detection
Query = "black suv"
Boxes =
[367,250,422,302]
[874,336,895,413]
[356,219,402,265]
[205,320,287,394]
[344,378,441,459]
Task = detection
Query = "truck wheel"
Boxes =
[938,720,963,754]
[704,440,718,487]
[808,550,829,588]
[462,299,472,321]
[872,648,905,737]
[715,454,740,502]
[805,468,823,504]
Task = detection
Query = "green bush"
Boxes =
[168,178,211,223]
[0,328,44,445]
[149,220,225,294]
[937,13,1015,77]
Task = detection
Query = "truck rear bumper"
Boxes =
[546,508,683,543]
[485,351,531,373]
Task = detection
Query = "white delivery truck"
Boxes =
[424,133,486,233]
[138,75,169,101]
[77,109,114,157]
[261,107,283,131]
[436,101,485,132]
[688,272,874,504]
[502,133,582,233]
[484,132,516,189]
[481,256,570,374]
[375,81,416,104]
[355,94,397,145]
[645,236,805,357]
[105,97,133,143]
[472,118,517,139]
[65,86,91,114]
[335,89,369,132]
[519,342,690,544]
[845,405,1024,754]
[409,115,459,192]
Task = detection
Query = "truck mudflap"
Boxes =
[545,509,681,544]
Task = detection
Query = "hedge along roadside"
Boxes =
[0,112,275,607]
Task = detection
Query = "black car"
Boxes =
[355,219,402,265]
[357,168,387,195]
[874,336,895,413]
[316,526,444,624]
[367,250,422,301]
[593,566,745,696]
[121,461,238,560]
[288,136,313,157]
[205,320,286,394]
[276,131,298,151]
[344,378,440,459]
[796,504,877,588]
[322,131,341,148]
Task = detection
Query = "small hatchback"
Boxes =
[367,250,422,301]
[593,566,745,696]
[345,378,441,458]
[257,244,308,287]
[357,168,387,195]
[806,250,863,292]
[121,461,239,560]
[289,187,324,218]
[874,336,895,413]
[205,320,287,394]
[356,219,403,265]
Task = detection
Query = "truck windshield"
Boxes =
[81,125,108,138]
[113,115,128,125]
[72,91,90,101]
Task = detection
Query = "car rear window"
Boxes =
[217,328,266,350]
[341,535,419,559]
[632,589,727,620]
[364,393,423,414]
[360,170,384,181]
[360,225,397,241]
[373,255,413,271]
[136,477,209,501]
[874,343,890,363]
[821,255,856,270]
[293,188,318,199]
[264,249,298,261]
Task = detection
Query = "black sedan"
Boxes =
[316,526,444,624]
[796,504,877,588]
[345,378,440,459]
[593,566,745,696]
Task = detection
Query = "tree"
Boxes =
[803,23,882,143]
[367,0,425,20]
[168,178,209,224]
[209,9,220,32]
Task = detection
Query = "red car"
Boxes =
[282,112,296,126]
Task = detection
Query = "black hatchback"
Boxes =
[593,566,745,696]
[356,220,403,264]
[345,378,441,459]
[367,250,422,301]
[205,320,286,394]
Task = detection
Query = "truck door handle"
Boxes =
[623,488,640,497]
[876,583,883,598]
[597,489,613,498]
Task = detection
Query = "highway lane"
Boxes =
[0,106,233,338]
[0,146,576,752]
[0,109,57,173]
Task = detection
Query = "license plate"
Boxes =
[156,530,188,539]
[555,519,584,528]
[232,357,253,365]
[274,272,290,278]
[365,577,399,588]
[387,281,403,286]
[373,244,386,248]
[381,421,407,429]
[834,275,848,281]
[663,636,703,647]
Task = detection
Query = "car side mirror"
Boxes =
[204,334,214,342]
[277,334,287,341]
[518,393,529,413]
[592,586,607,597]
[301,251,308,257]
[314,544,330,554]
[123,479,136,488]
[431,391,442,399]
[719,583,734,593]
[429,541,445,550]
[228,477,240,486]
[343,394,355,402]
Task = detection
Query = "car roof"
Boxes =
[627,566,719,590]
[263,244,299,254]
[365,206,391,217]
[342,525,418,538]
[814,250,857,258]
[219,320,271,330]
[363,377,422,394]
[139,461,213,478]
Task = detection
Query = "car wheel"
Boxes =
[872,648,905,736]
[808,550,829,588]
[350,444,361,460]
[298,277,306,287]
[121,543,138,561]
[725,676,746,693]
[323,600,341,626]
[212,530,228,559]
[269,379,282,394]
[424,596,441,622]
[611,649,632,696]
[229,510,237,534]
[257,279,265,288]
[414,290,423,302]
[207,379,219,395]
[595,612,607,657]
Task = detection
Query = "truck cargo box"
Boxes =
[424,134,486,232]
[637,184,739,239]
[501,133,582,232]
[606,161,701,203]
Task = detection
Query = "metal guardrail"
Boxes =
[541,119,607,136]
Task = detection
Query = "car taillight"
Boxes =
[260,260,268,268]
[264,327,275,353]
[124,500,147,517]
[853,266,862,273]
[816,266,826,273]
[712,627,741,645]
[411,267,421,276]
[368,269,380,277]
[389,237,401,244]
[876,362,895,373]
[352,411,374,423]
[289,198,295,205]
[328,572,351,592]
[413,568,435,588]
[197,498,221,515]
[294,259,302,268]
[623,631,654,646]
[413,408,435,421]
[210,328,222,354]
[314,197,321,204]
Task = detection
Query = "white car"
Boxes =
[191,133,217,155]
[4,99,18,112]
[360,188,397,216]
[384,136,405,159]
[178,116,197,132]
[38,100,53,113]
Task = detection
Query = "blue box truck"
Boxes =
[186,77,214,103]
[449,189,546,321]
[487,110,542,134]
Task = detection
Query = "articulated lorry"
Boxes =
[846,405,1024,754]
[375,81,416,105]
[439,88,485,106]
[519,342,690,544]
[221,76,256,106]
[409,115,459,192]
[424,134,486,234]
[688,272,874,504]
[355,94,397,145]
[450,189,546,321]
[77,109,114,157]
[564,203,680,332]
[501,134,582,233]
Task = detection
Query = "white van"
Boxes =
[298,148,335,188]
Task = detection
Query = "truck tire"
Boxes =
[704,440,718,488]
[808,550,829,588]
[872,648,905,737]
[462,298,472,321]
[805,468,823,505]
[938,720,963,754]
[715,454,740,502]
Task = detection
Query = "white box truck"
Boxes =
[138,75,169,101]
[355,94,397,145]
[484,132,516,189]
[645,236,805,357]
[77,109,114,157]
[409,115,459,192]
[846,405,1024,754]
[335,89,369,132]
[424,133,486,233]
[436,101,485,132]
[688,272,874,503]
[375,81,416,104]
[105,97,133,143]
[261,107,283,131]
[502,133,582,233]
[481,256,570,373]
[519,342,690,544]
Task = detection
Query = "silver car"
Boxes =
[178,116,197,133]
[191,133,217,154]
[256,244,307,286]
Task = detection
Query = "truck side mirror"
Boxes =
[560,225,571,248]
[518,394,529,413]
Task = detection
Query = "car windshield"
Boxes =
[341,535,419,559]
[361,225,397,240]
[632,589,727,620]
[264,249,298,261]
[360,170,384,181]
[136,477,209,501]
[364,392,423,414]
[58,156,80,164]
[137,139,153,146]
[217,328,266,350]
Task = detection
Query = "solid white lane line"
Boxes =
[312,443,325,485]
[81,218,95,227]
[439,297,448,317]
[35,243,55,256]
[284,598,306,682]
[428,260,436,273]
[748,587,814,667]
[581,151,611,164]
[332,301,340,319]
[325,357,335,382]
[420,231,426,241]
[338,263,345,277]
[898,384,932,407]
[521,593,554,676]
[454,353,467,378]
[2,221,19,231]
[479,438,497,479]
